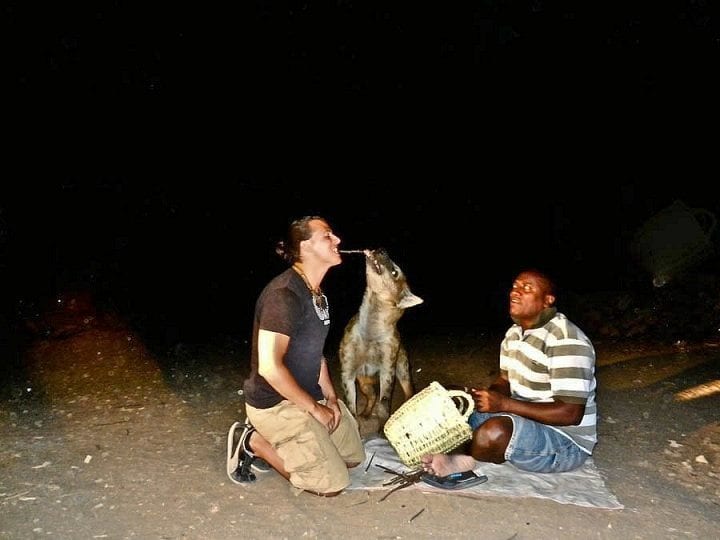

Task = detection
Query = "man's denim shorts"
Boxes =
[468,411,589,473]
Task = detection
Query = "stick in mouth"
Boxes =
[339,249,366,254]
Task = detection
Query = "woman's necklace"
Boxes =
[292,264,330,324]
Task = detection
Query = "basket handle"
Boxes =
[448,390,474,420]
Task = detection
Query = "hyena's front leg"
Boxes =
[342,378,358,418]
[375,357,396,422]
[394,345,414,402]
[340,356,359,417]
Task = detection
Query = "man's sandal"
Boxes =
[226,421,271,484]
[420,470,488,490]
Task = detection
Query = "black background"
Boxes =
[3,2,719,354]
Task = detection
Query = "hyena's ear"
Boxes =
[397,290,423,309]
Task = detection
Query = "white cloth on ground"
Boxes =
[347,435,623,509]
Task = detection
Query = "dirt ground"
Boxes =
[1,314,718,540]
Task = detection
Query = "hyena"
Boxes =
[339,248,423,425]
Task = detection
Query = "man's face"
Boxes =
[508,271,553,327]
[302,219,342,266]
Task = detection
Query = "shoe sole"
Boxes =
[226,421,243,483]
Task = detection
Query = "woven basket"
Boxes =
[383,381,474,467]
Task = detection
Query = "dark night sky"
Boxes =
[3,2,719,351]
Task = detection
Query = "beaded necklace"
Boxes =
[292,264,330,323]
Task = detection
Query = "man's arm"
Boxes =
[318,357,341,432]
[496,398,585,426]
[317,357,338,402]
[257,329,336,430]
[473,372,585,426]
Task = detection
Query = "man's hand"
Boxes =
[471,388,508,413]
[309,402,337,432]
[471,388,586,426]
[310,398,341,433]
[326,397,341,434]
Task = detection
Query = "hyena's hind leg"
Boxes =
[356,374,377,417]
[394,345,414,402]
